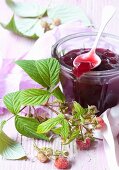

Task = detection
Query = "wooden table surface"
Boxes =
[0,0,119,170]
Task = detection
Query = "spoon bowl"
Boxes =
[73,50,101,68]
[73,5,116,69]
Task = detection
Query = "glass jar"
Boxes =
[51,32,119,115]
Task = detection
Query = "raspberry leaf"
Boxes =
[52,120,69,140]
[52,127,62,135]
[15,116,49,141]
[0,121,26,159]
[6,0,47,18]
[0,16,44,39]
[63,130,80,145]
[73,101,87,119]
[20,89,51,106]
[47,5,91,26]
[52,86,65,102]
[60,119,69,140]
[3,91,21,114]
[16,58,60,88]
[37,114,64,134]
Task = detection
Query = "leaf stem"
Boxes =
[28,106,31,116]
[20,106,27,112]
[33,141,41,152]
[82,125,92,133]
[44,105,60,115]
[6,106,26,122]
[94,137,103,141]
[48,104,60,107]
[79,125,84,140]
[32,106,37,118]
[6,115,15,122]
[84,123,96,126]
[42,103,60,115]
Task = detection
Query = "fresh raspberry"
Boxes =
[37,152,48,163]
[53,18,61,26]
[96,117,106,129]
[54,156,69,169]
[76,137,91,150]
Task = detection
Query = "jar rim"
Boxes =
[51,32,119,77]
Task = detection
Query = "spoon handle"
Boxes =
[91,5,116,52]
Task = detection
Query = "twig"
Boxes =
[79,125,84,140]
[94,137,103,141]
[6,115,15,122]
[32,106,37,118]
[48,104,60,107]
[45,105,60,115]
[19,106,27,112]
[84,123,96,126]
[82,125,92,133]
[6,106,26,122]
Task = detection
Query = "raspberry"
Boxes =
[76,137,91,150]
[37,152,49,163]
[54,156,69,169]
[53,18,61,26]
[96,117,106,129]
[40,21,50,31]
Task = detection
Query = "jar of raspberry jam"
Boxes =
[52,32,119,115]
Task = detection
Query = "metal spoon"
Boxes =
[73,5,116,68]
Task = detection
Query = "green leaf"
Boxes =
[73,101,87,119]
[0,121,7,131]
[37,114,64,134]
[63,130,80,145]
[60,119,69,140]
[52,86,65,102]
[88,105,98,115]
[6,0,47,18]
[52,119,69,140]
[16,58,60,88]
[3,91,21,114]
[52,127,62,135]
[47,5,91,26]
[1,15,44,39]
[20,89,50,106]
[0,121,26,159]
[15,116,49,141]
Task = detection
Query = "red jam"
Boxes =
[60,48,119,115]
[73,62,93,77]
[60,48,119,72]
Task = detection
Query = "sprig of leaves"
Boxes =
[2,57,101,161]
[36,101,98,144]
[3,58,61,111]
[37,113,70,141]
[3,58,64,141]
[0,0,91,39]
